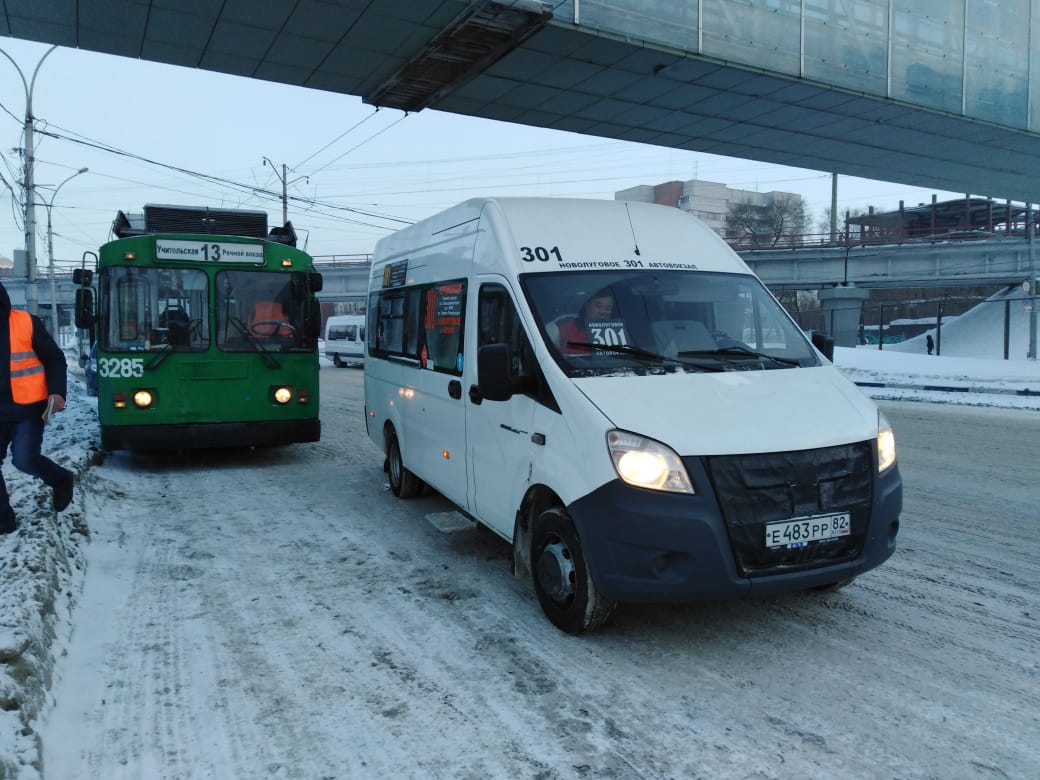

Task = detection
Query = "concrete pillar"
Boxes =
[818,284,869,348]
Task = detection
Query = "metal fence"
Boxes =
[783,292,1037,360]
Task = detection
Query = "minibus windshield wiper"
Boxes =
[567,341,725,372]
[677,345,802,368]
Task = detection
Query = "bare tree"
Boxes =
[817,205,881,241]
[726,195,807,247]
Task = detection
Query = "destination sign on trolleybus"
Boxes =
[155,239,265,263]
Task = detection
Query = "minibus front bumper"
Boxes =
[565,446,902,603]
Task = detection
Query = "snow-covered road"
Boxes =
[33,369,1040,779]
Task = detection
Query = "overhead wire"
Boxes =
[293,108,381,171]
[33,123,414,230]
[302,112,409,178]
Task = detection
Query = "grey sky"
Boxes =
[1,37,965,268]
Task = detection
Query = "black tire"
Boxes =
[531,507,615,634]
[810,577,856,594]
[333,354,344,368]
[386,429,421,499]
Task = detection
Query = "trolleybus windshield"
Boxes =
[215,269,313,352]
[100,266,209,352]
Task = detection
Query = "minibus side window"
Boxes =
[370,279,466,376]
[423,281,466,374]
[372,291,414,354]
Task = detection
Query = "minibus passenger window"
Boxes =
[423,281,466,373]
[371,282,464,374]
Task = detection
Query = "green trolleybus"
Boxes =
[75,204,323,451]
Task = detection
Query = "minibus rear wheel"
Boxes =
[532,508,615,634]
[387,429,422,499]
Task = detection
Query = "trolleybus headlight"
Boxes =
[132,390,155,409]
[607,429,694,494]
[273,386,293,404]
[877,411,896,473]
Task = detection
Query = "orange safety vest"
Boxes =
[9,310,48,404]
[249,301,293,338]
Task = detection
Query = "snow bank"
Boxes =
[0,353,101,779]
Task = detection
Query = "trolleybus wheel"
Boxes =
[531,507,615,634]
[333,354,344,367]
[387,429,422,499]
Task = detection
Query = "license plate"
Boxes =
[764,512,851,549]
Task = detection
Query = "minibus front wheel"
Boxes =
[532,508,616,634]
[809,577,856,594]
[386,428,422,499]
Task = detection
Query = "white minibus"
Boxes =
[324,314,365,367]
[364,197,902,633]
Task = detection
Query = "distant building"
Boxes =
[615,179,805,240]
[844,197,1038,243]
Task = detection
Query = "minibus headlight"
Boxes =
[273,386,293,404]
[132,390,154,409]
[607,430,694,494]
[877,411,896,473]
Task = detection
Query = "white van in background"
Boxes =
[364,197,902,634]
[324,314,365,367]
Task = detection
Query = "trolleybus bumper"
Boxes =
[100,419,320,451]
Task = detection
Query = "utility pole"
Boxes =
[830,173,838,244]
[1028,203,1037,360]
[1,44,58,315]
[262,157,308,226]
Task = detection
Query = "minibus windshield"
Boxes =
[521,270,820,376]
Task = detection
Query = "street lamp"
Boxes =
[0,44,58,315]
[45,167,88,341]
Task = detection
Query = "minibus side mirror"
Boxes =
[811,331,835,361]
[75,288,95,329]
[477,343,516,402]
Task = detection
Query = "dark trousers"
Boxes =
[0,415,70,518]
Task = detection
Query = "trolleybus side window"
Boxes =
[369,279,466,375]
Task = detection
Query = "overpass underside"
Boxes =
[4,1,1040,202]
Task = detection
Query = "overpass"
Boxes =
[742,236,1038,291]
[4,1,1040,203]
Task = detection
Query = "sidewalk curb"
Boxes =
[854,381,1040,397]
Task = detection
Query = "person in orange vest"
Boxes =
[0,282,74,534]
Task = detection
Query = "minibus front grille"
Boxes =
[704,442,873,577]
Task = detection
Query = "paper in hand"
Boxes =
[42,396,55,425]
